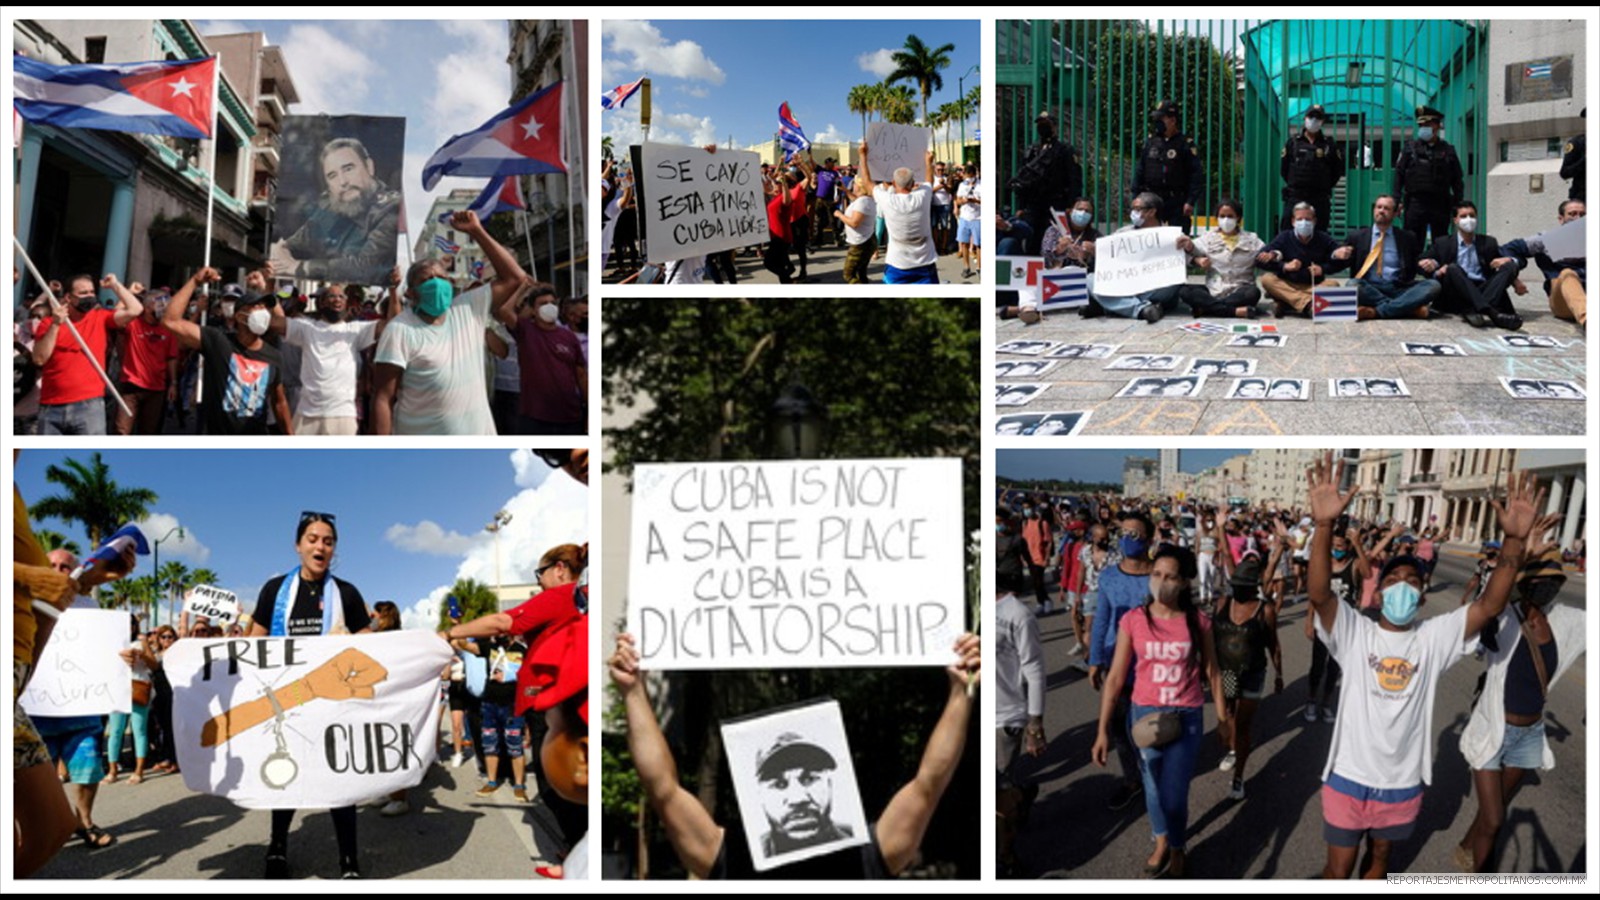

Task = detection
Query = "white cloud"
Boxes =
[385,520,479,556]
[428,50,509,137]
[440,19,504,48]
[814,123,848,145]
[603,104,717,152]
[277,24,379,114]
[401,150,486,248]
[681,85,710,99]
[134,513,210,565]
[511,450,552,490]
[857,48,898,79]
[197,21,249,38]
[603,20,726,85]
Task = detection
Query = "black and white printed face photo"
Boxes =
[1108,354,1176,370]
[996,360,1056,379]
[996,383,1045,406]
[1334,378,1366,397]
[1158,377,1201,397]
[997,340,1056,356]
[1046,343,1117,360]
[996,414,1042,435]
[1029,413,1086,436]
[1365,378,1406,397]
[1266,379,1307,400]
[1404,342,1463,357]
[1228,333,1283,348]
[1189,360,1223,375]
[1230,378,1268,399]
[1542,380,1586,400]
[1120,377,1168,398]
[1504,379,1550,398]
[1501,334,1560,349]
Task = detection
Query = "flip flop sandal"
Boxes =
[127,774,144,785]
[77,826,116,849]
[1142,848,1172,878]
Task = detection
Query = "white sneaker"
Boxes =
[364,796,387,808]
[1219,751,1237,772]
[380,799,410,817]
[450,751,465,769]
[1071,659,1090,673]
[1037,602,1054,616]
[1321,705,1336,723]
[1068,642,1084,656]
[1302,704,1318,723]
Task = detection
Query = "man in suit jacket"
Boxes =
[1418,201,1524,330]
[1332,194,1442,320]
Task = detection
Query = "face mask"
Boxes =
[1332,548,1349,560]
[1381,581,1422,626]
[1456,217,1477,234]
[538,302,560,324]
[1304,118,1322,133]
[1293,219,1316,238]
[219,300,236,320]
[74,295,99,312]
[320,304,343,322]
[245,308,271,336]
[1120,535,1148,558]
[1130,210,1146,226]
[416,277,455,318]
[1148,577,1181,604]
[1519,579,1562,610]
[996,523,1006,533]
[1417,126,1435,141]
[1218,217,1238,234]
[1070,209,1092,228]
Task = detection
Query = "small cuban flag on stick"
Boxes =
[1312,285,1360,323]
[70,524,150,582]
[434,235,462,255]
[1038,266,1090,311]
[602,76,645,110]
[778,102,810,162]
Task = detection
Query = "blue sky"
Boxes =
[602,20,980,150]
[17,449,587,629]
[195,19,522,246]
[998,450,1249,485]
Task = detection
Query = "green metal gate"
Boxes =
[999,19,1488,237]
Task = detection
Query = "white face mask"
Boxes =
[1304,118,1322,133]
[1218,217,1238,234]
[246,308,271,336]
[1457,216,1477,234]
[219,300,236,319]
[537,302,560,324]
[1130,209,1146,226]
[1293,219,1316,238]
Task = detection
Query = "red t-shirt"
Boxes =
[787,183,808,222]
[767,193,792,243]
[504,582,583,716]
[1121,607,1212,708]
[510,317,585,425]
[34,308,116,405]
[118,316,180,391]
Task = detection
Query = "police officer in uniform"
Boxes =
[1392,105,1464,248]
[1560,108,1585,201]
[1130,100,1202,234]
[1280,104,1345,232]
[1008,111,1083,255]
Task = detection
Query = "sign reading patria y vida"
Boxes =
[640,142,764,261]
[628,458,964,670]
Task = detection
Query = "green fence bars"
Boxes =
[999,19,1488,239]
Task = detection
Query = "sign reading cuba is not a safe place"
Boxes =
[165,632,451,809]
[627,459,965,671]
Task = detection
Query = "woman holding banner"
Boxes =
[248,510,372,879]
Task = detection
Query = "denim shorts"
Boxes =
[957,218,981,245]
[41,723,106,784]
[1482,720,1546,771]
[480,700,524,757]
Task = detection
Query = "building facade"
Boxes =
[508,20,587,297]
[414,189,491,282]
[1123,456,1160,499]
[1518,449,1587,552]
[205,30,298,260]
[1397,449,1447,531]
[1440,449,1519,544]
[1354,449,1403,524]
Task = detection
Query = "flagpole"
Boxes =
[522,202,540,282]
[202,57,220,271]
[562,24,582,298]
[12,235,133,418]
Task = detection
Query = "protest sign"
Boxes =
[865,121,931,181]
[21,609,133,716]
[166,632,451,809]
[1532,216,1584,262]
[1093,226,1187,296]
[721,699,869,871]
[627,459,964,671]
[271,115,406,285]
[184,584,240,626]
[638,142,765,260]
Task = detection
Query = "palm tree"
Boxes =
[601,134,614,161]
[847,83,875,139]
[188,568,220,588]
[881,85,917,126]
[437,577,500,631]
[30,453,158,552]
[887,34,956,126]
[33,529,82,557]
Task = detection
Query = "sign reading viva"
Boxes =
[640,142,765,260]
[166,632,451,809]
[627,459,964,670]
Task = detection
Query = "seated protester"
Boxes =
[833,174,879,285]
[1501,199,1586,328]
[864,143,941,285]
[269,276,398,436]
[32,273,142,436]
[609,631,980,879]
[1256,202,1350,317]
[1182,198,1266,318]
[1304,454,1549,879]
[1085,192,1197,323]
[994,209,1035,257]
[161,268,292,436]
[493,279,586,436]
[1040,198,1099,272]
[1418,201,1524,330]
[1333,194,1442,321]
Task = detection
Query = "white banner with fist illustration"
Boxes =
[166,632,452,809]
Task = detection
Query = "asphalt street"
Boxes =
[606,243,980,286]
[1006,545,1587,879]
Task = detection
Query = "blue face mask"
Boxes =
[1332,548,1349,560]
[1381,581,1422,626]
[1119,535,1148,558]
[1417,126,1435,142]
[416,277,455,318]
[1070,209,1092,228]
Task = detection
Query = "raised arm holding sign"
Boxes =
[639,143,765,261]
[866,122,933,183]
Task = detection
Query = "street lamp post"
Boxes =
[485,509,513,598]
[152,526,184,628]
[958,64,979,164]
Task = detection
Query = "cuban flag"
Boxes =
[778,102,810,161]
[467,175,527,219]
[422,81,566,190]
[1312,285,1360,322]
[1039,266,1089,310]
[1525,63,1553,79]
[434,235,462,255]
[70,524,150,581]
[601,76,644,111]
[14,55,217,140]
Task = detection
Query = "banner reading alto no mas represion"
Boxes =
[627,459,964,670]
[166,632,451,810]
[1092,225,1188,297]
[640,142,765,260]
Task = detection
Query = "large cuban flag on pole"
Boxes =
[14,55,217,140]
[421,81,567,190]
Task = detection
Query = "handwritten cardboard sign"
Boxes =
[21,609,133,716]
[640,142,765,260]
[627,459,964,670]
[1093,226,1187,296]
[184,584,240,626]
[165,632,452,809]
[866,121,931,182]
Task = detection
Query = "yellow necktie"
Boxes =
[1356,229,1386,279]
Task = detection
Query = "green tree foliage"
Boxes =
[32,529,81,557]
[30,453,158,551]
[888,33,956,126]
[436,577,500,631]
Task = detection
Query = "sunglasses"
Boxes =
[299,510,337,527]
[535,561,565,580]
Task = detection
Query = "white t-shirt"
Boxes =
[664,256,706,284]
[284,317,378,419]
[996,593,1045,730]
[373,283,496,435]
[932,176,952,207]
[1317,603,1475,789]
[873,184,937,269]
[956,178,982,220]
[843,195,877,246]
